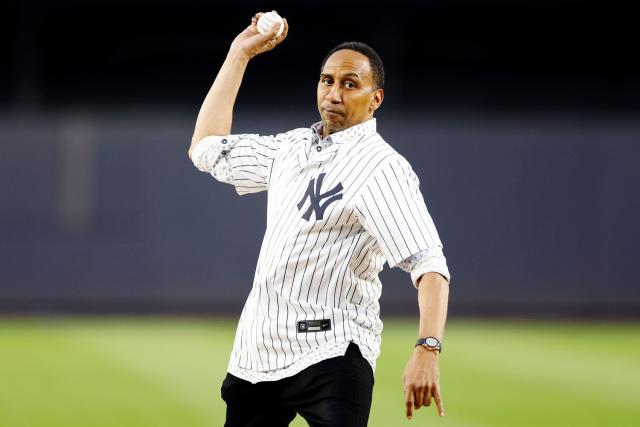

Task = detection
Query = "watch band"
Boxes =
[415,336,442,353]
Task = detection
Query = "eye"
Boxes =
[321,77,332,85]
[344,81,356,88]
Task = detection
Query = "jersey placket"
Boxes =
[297,141,340,169]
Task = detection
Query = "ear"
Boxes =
[369,88,384,113]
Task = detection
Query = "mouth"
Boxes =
[323,108,344,117]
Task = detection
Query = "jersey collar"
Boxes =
[310,117,377,145]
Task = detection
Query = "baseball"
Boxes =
[256,11,284,37]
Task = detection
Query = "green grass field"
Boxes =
[0,317,638,427]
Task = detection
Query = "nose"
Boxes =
[325,83,342,104]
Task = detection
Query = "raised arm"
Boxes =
[188,12,289,159]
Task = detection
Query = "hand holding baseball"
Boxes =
[230,11,289,61]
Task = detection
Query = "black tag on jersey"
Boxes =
[297,319,331,333]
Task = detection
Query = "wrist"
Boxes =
[414,345,439,356]
[414,346,440,363]
[226,48,251,65]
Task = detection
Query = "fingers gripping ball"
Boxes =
[257,11,284,37]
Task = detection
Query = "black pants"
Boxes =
[221,342,374,427]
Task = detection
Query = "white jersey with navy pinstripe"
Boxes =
[191,117,450,383]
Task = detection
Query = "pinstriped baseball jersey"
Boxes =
[191,118,450,383]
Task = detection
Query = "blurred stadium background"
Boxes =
[2,1,639,426]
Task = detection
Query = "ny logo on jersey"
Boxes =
[297,173,344,221]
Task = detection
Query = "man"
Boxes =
[188,11,450,427]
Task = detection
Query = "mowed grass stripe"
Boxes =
[453,334,640,406]
[0,321,215,427]
[65,318,237,426]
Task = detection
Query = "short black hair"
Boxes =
[320,41,385,90]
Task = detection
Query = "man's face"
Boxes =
[317,49,384,137]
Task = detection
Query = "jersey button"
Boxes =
[221,139,227,144]
[316,146,322,152]
[221,150,227,155]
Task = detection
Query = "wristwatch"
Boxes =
[415,336,442,353]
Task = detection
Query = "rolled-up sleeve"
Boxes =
[398,247,451,289]
[191,132,285,195]
[355,155,450,289]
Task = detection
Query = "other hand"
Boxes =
[401,346,445,420]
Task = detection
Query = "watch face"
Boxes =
[425,337,439,347]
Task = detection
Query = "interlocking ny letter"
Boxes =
[297,173,344,221]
